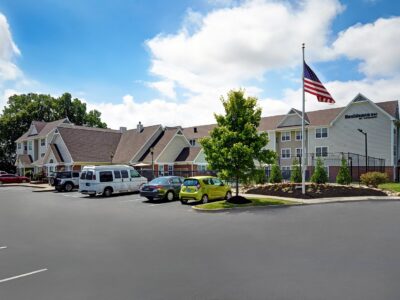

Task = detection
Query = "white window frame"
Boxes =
[281,131,291,142]
[189,139,196,146]
[28,141,32,151]
[41,139,46,146]
[295,131,302,141]
[316,127,328,139]
[158,164,164,176]
[17,143,21,149]
[295,148,302,157]
[281,166,291,171]
[197,164,207,172]
[281,148,291,159]
[315,146,328,157]
[168,164,174,176]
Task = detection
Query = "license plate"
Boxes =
[186,188,192,192]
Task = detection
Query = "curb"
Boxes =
[192,203,302,212]
[0,184,46,189]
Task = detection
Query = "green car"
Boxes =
[179,176,232,204]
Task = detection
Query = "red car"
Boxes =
[0,174,30,184]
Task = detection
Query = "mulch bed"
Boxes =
[245,183,387,199]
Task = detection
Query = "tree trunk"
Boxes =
[235,174,239,197]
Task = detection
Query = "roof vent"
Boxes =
[194,127,198,133]
[120,127,127,133]
[137,121,144,133]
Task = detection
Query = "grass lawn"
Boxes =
[378,183,400,193]
[194,197,299,210]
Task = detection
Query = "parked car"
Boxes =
[50,171,80,192]
[140,176,184,201]
[179,176,232,204]
[0,174,30,184]
[79,165,147,197]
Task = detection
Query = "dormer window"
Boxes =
[41,139,46,146]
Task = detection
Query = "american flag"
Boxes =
[304,62,335,104]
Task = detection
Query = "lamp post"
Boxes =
[358,129,368,172]
[150,147,154,179]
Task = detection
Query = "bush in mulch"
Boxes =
[227,195,252,204]
[245,183,387,199]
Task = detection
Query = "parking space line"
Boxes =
[0,268,48,284]
[0,246,7,250]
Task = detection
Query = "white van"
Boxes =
[79,165,147,197]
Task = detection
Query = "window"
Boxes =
[73,172,80,178]
[41,153,45,157]
[281,166,291,171]
[28,141,32,150]
[316,146,328,157]
[17,143,21,149]
[41,139,45,146]
[281,131,291,141]
[212,178,223,186]
[296,131,302,141]
[24,144,27,151]
[158,164,164,176]
[296,148,302,157]
[189,139,196,146]
[130,169,140,178]
[121,170,129,179]
[114,170,121,179]
[85,171,94,180]
[197,164,207,172]
[316,128,328,138]
[99,171,113,182]
[80,172,86,179]
[168,165,174,176]
[281,148,291,159]
[171,177,182,184]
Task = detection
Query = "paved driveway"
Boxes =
[1,187,400,300]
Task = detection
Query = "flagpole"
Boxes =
[301,43,306,195]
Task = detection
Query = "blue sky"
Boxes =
[0,0,399,128]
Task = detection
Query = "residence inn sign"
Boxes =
[345,112,378,120]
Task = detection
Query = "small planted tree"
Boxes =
[269,162,282,183]
[290,158,302,183]
[336,157,352,185]
[200,89,275,202]
[311,157,328,184]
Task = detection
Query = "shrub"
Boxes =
[336,157,352,185]
[311,158,328,184]
[269,163,282,183]
[360,172,388,188]
[253,169,267,184]
[290,158,302,183]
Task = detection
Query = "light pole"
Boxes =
[150,147,154,179]
[358,129,368,172]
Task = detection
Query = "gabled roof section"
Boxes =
[140,127,184,163]
[15,154,33,166]
[16,118,70,142]
[57,126,121,163]
[50,144,64,162]
[330,94,397,125]
[183,124,216,140]
[112,124,162,164]
[175,147,202,162]
[276,108,310,128]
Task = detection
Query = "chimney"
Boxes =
[120,127,127,133]
[194,127,198,133]
[137,121,144,133]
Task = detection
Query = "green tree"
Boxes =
[200,90,275,197]
[290,158,302,183]
[311,157,328,184]
[336,157,352,185]
[269,162,283,183]
[0,92,107,172]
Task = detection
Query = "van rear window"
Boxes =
[183,179,199,186]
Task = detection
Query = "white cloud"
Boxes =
[333,17,400,77]
[147,80,176,99]
[146,0,343,94]
[0,13,21,81]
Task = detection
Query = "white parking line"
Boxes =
[0,268,48,284]
[0,246,7,250]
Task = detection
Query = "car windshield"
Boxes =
[183,179,200,186]
[56,172,71,179]
[149,177,169,185]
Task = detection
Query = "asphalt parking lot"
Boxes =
[1,187,400,300]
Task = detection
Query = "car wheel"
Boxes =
[64,183,73,192]
[225,191,232,200]
[166,191,174,201]
[180,198,188,205]
[103,188,113,197]
[201,194,209,204]
[146,197,154,202]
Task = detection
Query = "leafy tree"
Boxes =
[311,157,328,184]
[336,157,352,185]
[290,158,302,183]
[269,162,283,183]
[0,92,107,172]
[200,90,275,197]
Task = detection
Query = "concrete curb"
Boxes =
[0,183,55,192]
[192,203,303,212]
